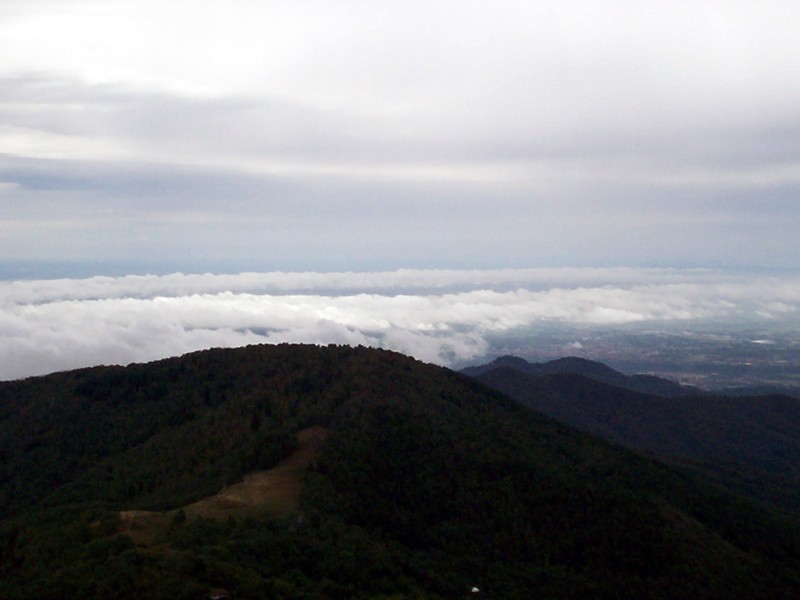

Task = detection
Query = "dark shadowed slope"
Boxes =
[473,365,800,511]
[2,344,800,599]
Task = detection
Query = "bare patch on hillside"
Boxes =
[116,426,330,545]
[186,425,330,520]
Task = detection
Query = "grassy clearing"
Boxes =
[116,426,330,545]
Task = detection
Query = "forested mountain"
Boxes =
[462,355,700,397]
[3,344,800,599]
[470,363,800,512]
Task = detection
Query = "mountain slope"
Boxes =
[2,344,800,599]
[473,365,800,511]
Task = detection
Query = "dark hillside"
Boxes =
[474,365,800,511]
[2,344,800,598]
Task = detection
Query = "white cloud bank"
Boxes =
[2,268,798,380]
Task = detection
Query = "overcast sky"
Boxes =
[1,0,799,272]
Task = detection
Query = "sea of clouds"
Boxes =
[2,268,799,380]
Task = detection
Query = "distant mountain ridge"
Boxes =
[462,354,700,397]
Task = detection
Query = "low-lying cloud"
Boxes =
[1,268,798,380]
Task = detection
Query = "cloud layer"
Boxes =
[2,268,798,380]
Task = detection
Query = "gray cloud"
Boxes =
[3,70,799,181]
[1,3,800,270]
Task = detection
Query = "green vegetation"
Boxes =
[2,344,800,598]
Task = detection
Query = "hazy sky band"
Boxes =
[1,1,799,270]
[2,268,798,380]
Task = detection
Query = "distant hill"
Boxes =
[3,344,800,599]
[462,355,701,397]
[469,362,800,511]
